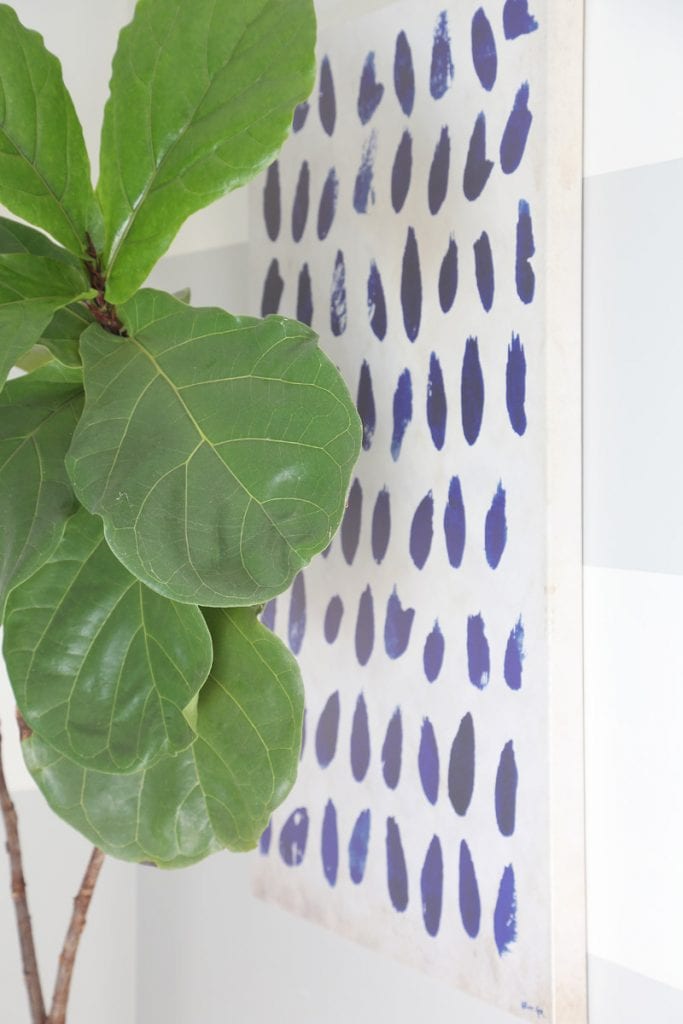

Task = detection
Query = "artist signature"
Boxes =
[520,1002,545,1019]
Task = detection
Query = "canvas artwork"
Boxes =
[249,1,584,1021]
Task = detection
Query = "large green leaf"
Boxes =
[0,254,93,387]
[0,364,83,618]
[22,606,304,866]
[0,216,82,267]
[4,507,213,775]
[98,0,315,303]
[0,5,102,255]
[67,289,361,607]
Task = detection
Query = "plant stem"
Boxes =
[47,847,105,1024]
[0,722,46,1024]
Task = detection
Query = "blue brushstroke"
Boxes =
[391,368,412,461]
[357,361,376,451]
[471,8,497,91]
[259,819,272,855]
[317,167,338,240]
[341,478,362,566]
[292,160,310,241]
[516,199,535,303]
[321,541,332,559]
[421,835,443,937]
[260,598,276,631]
[323,596,344,644]
[331,249,347,335]
[410,491,434,570]
[381,708,402,789]
[367,260,387,340]
[296,263,313,326]
[430,11,454,99]
[464,112,494,201]
[448,713,475,816]
[401,227,422,341]
[319,56,336,135]
[427,353,447,451]
[292,101,309,132]
[428,126,450,215]
[501,83,532,173]
[354,131,377,214]
[467,613,490,689]
[386,818,409,912]
[485,482,507,569]
[506,333,527,435]
[321,799,339,886]
[394,31,415,115]
[503,0,539,40]
[438,236,458,313]
[288,572,306,654]
[350,694,371,782]
[391,130,412,213]
[372,488,391,564]
[261,258,284,317]
[495,740,518,837]
[461,337,484,446]
[263,161,280,241]
[349,810,371,884]
[459,840,481,938]
[418,718,439,805]
[315,691,340,768]
[423,621,444,682]
[355,585,375,667]
[384,588,415,659]
[279,808,309,867]
[474,231,494,312]
[358,52,384,124]
[444,476,466,568]
[504,618,525,691]
[494,865,518,954]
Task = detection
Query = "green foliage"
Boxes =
[0,0,357,868]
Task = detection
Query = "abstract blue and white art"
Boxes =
[250,1,584,1020]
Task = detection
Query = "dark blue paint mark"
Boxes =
[261,259,283,317]
[494,864,518,954]
[506,333,527,435]
[321,541,332,559]
[438,236,458,313]
[410,491,434,570]
[324,596,344,644]
[292,161,310,242]
[427,352,447,451]
[485,483,507,569]
[357,361,376,451]
[292,101,309,132]
[384,588,415,659]
[503,0,539,40]
[463,113,494,201]
[350,694,371,782]
[288,572,306,654]
[449,713,475,816]
[472,8,497,91]
[349,810,371,884]
[372,489,391,564]
[430,11,454,99]
[504,618,525,691]
[279,808,309,867]
[331,250,347,336]
[421,836,443,937]
[296,263,313,326]
[354,132,377,214]
[391,130,412,213]
[358,52,384,124]
[444,476,466,568]
[367,260,387,340]
[401,228,422,342]
[461,337,484,446]
[467,613,490,689]
[386,818,409,912]
[423,621,444,682]
[391,369,412,461]
[419,718,439,805]
[428,126,450,215]
[263,161,280,241]
[496,741,518,837]
[321,799,339,886]
[317,167,338,241]
[341,478,362,566]
[260,598,276,631]
[516,199,535,303]
[355,585,375,667]
[381,708,402,790]
[259,819,272,855]
[474,231,494,312]
[501,82,532,174]
[394,31,415,115]
[319,56,336,135]
[315,691,340,768]
[459,840,481,938]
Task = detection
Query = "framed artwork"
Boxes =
[250,1,584,1020]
